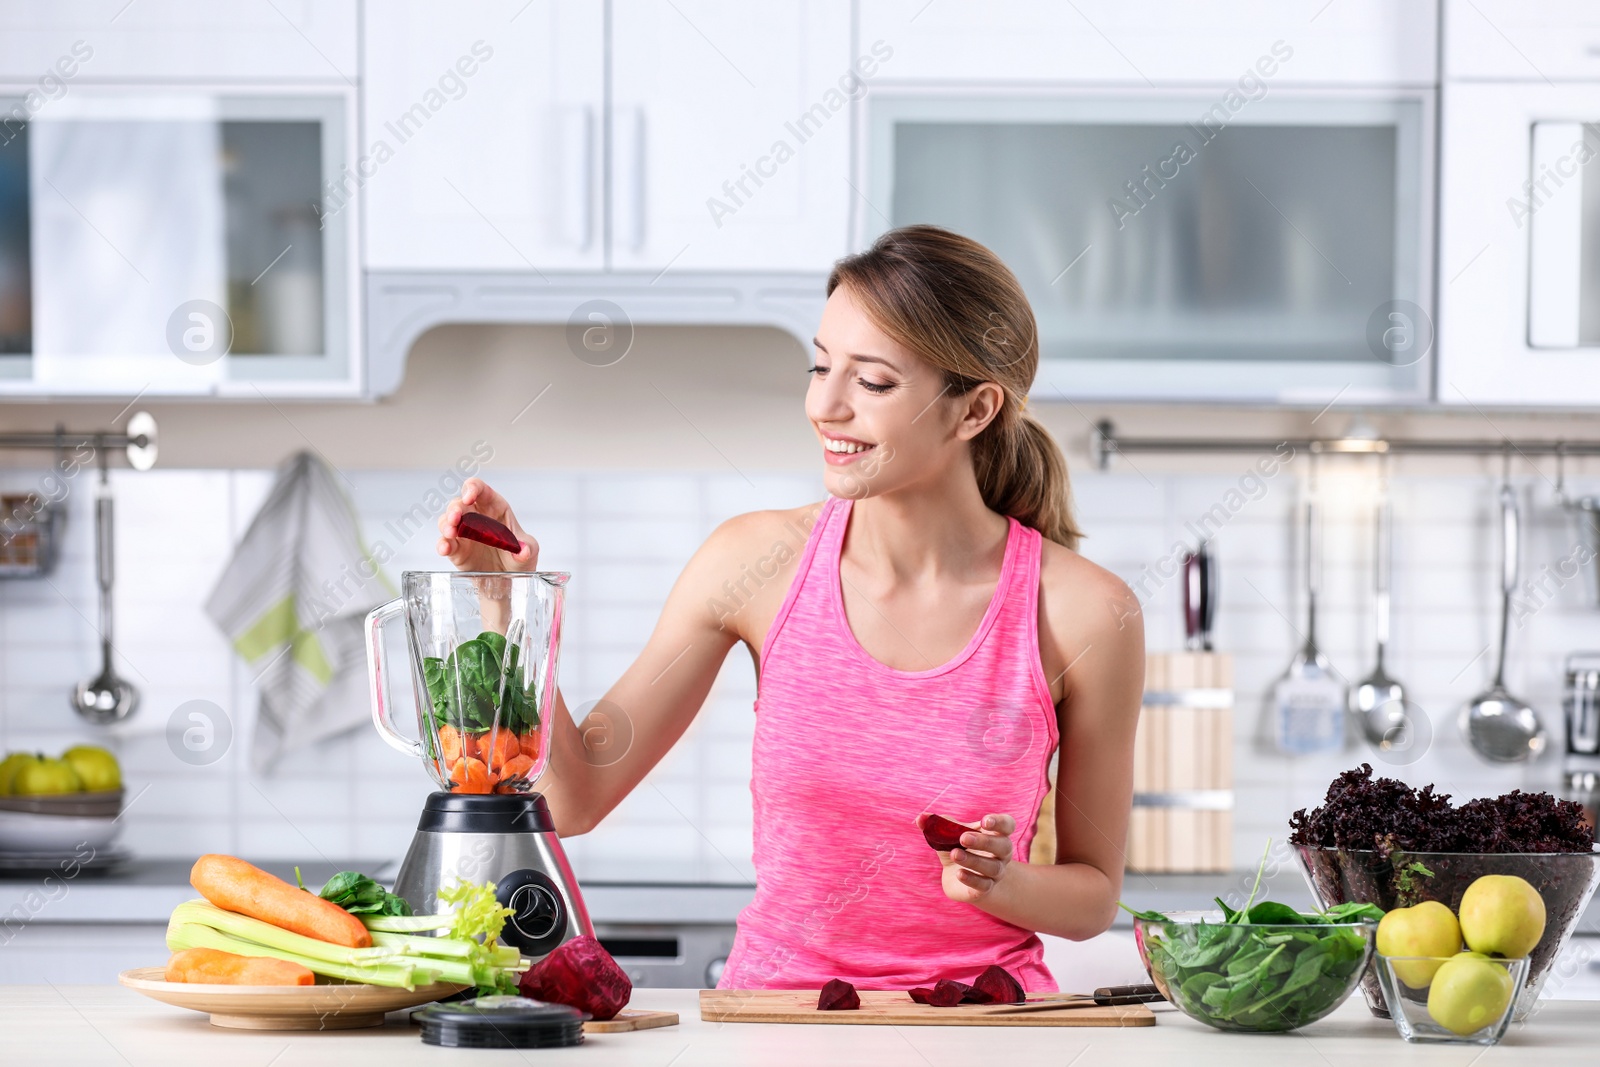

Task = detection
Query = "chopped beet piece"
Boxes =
[922,814,970,852]
[517,935,631,1021]
[928,979,973,1007]
[457,511,522,554]
[817,978,860,1011]
[969,965,1024,1004]
[908,987,935,1005]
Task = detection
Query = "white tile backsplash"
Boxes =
[2,465,1597,879]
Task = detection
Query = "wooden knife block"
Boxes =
[1028,652,1233,873]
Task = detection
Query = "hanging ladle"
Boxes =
[1352,475,1411,748]
[1460,454,1545,762]
[72,439,139,724]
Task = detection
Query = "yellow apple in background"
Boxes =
[0,752,34,795]
[1377,900,1462,988]
[1427,952,1514,1035]
[10,756,83,796]
[61,745,120,792]
[1458,875,1546,959]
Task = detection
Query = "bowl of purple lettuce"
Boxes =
[1289,765,1598,1021]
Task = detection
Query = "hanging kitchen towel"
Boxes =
[205,452,394,772]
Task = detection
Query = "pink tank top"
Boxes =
[718,495,1060,992]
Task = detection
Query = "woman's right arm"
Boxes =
[438,478,768,837]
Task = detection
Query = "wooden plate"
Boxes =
[118,967,469,1030]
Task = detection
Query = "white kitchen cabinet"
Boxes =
[1444,0,1600,81]
[361,1,605,272]
[858,0,1436,87]
[0,0,357,83]
[1436,81,1600,407]
[608,0,853,272]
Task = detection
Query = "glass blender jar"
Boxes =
[367,570,567,792]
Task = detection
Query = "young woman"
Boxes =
[437,225,1144,992]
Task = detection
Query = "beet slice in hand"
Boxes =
[969,965,1024,1005]
[921,814,970,852]
[817,978,860,1011]
[517,936,631,1021]
[457,511,521,554]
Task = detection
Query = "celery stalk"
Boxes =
[360,914,455,933]
[369,931,527,969]
[167,923,437,990]
[169,901,394,965]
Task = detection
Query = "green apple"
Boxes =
[1458,875,1545,959]
[61,745,120,792]
[1427,953,1513,1035]
[1377,900,1461,988]
[11,756,83,796]
[0,752,34,795]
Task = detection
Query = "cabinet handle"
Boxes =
[558,105,594,250]
[1528,121,1585,349]
[614,105,645,252]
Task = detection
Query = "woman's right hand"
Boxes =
[437,478,538,572]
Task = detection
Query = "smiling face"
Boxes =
[806,283,1002,500]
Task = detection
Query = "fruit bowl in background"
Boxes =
[0,809,123,852]
[1296,846,1600,1019]
[1133,911,1376,1033]
[1375,955,1529,1045]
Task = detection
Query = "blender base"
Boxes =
[393,792,593,961]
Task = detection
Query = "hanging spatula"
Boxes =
[1273,497,1347,754]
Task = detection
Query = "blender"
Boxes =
[366,570,593,960]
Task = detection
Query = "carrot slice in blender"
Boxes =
[518,731,542,761]
[449,757,494,794]
[479,729,520,772]
[494,754,535,793]
[437,724,465,764]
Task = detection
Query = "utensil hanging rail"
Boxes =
[0,413,158,469]
[1092,419,1600,470]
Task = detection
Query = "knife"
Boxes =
[976,984,1167,1015]
[1182,541,1216,652]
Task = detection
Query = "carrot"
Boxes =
[449,756,494,794]
[190,854,372,949]
[493,754,535,792]
[437,724,465,764]
[478,729,520,772]
[518,731,542,762]
[166,947,315,986]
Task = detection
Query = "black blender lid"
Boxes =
[416,791,554,834]
[416,995,587,1049]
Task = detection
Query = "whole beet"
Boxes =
[517,936,631,1021]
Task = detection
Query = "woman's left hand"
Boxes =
[919,813,1017,905]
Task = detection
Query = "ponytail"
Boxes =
[827,225,1084,550]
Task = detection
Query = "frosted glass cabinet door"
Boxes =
[867,93,1432,402]
[20,92,354,396]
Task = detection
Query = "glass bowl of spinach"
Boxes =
[1130,898,1381,1033]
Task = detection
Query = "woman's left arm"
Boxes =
[932,567,1144,940]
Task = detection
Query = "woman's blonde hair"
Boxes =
[827,225,1084,550]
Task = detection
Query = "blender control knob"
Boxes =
[495,869,568,956]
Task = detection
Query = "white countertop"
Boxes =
[6,986,1598,1066]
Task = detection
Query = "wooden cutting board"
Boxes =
[700,990,1155,1027]
[585,1008,679,1033]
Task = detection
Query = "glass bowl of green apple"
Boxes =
[1372,876,1545,1043]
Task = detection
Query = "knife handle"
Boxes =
[1093,983,1166,1005]
[1182,550,1203,651]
